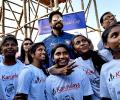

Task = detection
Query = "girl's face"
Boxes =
[73,36,91,53]
[32,45,46,62]
[53,47,70,67]
[105,25,120,52]
[23,40,32,52]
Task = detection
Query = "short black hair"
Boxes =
[49,11,63,23]
[1,34,18,46]
[102,21,120,44]
[51,44,70,59]
[29,42,45,55]
[100,12,111,24]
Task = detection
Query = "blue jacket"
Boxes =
[43,31,74,67]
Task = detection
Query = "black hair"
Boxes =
[51,44,70,62]
[19,38,33,64]
[100,12,111,24]
[49,10,63,23]
[71,35,91,48]
[29,42,45,55]
[102,22,120,44]
[29,42,49,76]
[71,35,106,74]
[1,34,18,47]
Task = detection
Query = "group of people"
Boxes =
[0,10,120,100]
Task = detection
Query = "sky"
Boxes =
[0,0,120,50]
[70,0,120,49]
[37,0,120,49]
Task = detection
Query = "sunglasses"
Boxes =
[24,43,32,46]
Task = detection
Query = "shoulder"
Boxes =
[45,75,56,85]
[20,65,34,73]
[74,57,83,65]
[63,32,74,37]
[101,60,117,72]
[42,35,53,42]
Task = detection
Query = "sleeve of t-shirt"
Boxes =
[17,68,32,94]
[45,77,55,100]
[81,72,93,96]
[100,67,110,98]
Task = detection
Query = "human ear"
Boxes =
[104,42,110,49]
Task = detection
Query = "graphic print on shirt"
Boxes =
[5,84,15,97]
[63,95,74,100]
[34,76,46,84]
[108,70,120,82]
[52,82,80,95]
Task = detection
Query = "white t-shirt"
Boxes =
[100,59,120,100]
[45,67,93,100]
[98,49,113,62]
[0,61,25,100]
[75,57,100,100]
[17,64,47,100]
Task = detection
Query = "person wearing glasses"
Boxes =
[43,10,74,68]
[97,12,117,62]
[98,12,117,50]
[18,38,33,65]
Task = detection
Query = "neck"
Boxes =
[25,52,28,56]
[3,56,16,66]
[32,60,41,68]
[113,51,120,59]
[81,50,92,60]
[52,29,62,36]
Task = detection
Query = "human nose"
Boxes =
[118,33,120,40]
[59,54,64,58]
[42,50,46,54]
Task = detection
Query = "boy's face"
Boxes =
[1,40,18,56]
[102,13,117,29]
[105,25,120,52]
[53,47,70,67]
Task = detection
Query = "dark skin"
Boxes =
[49,61,77,75]
[14,45,46,100]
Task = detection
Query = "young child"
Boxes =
[45,44,93,100]
[0,35,25,100]
[100,22,120,100]
[15,42,48,100]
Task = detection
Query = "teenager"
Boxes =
[0,35,24,100]
[71,35,106,100]
[49,35,106,100]
[15,42,48,100]
[100,22,120,100]
[45,44,93,100]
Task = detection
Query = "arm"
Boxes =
[16,68,32,97]
[48,61,77,75]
